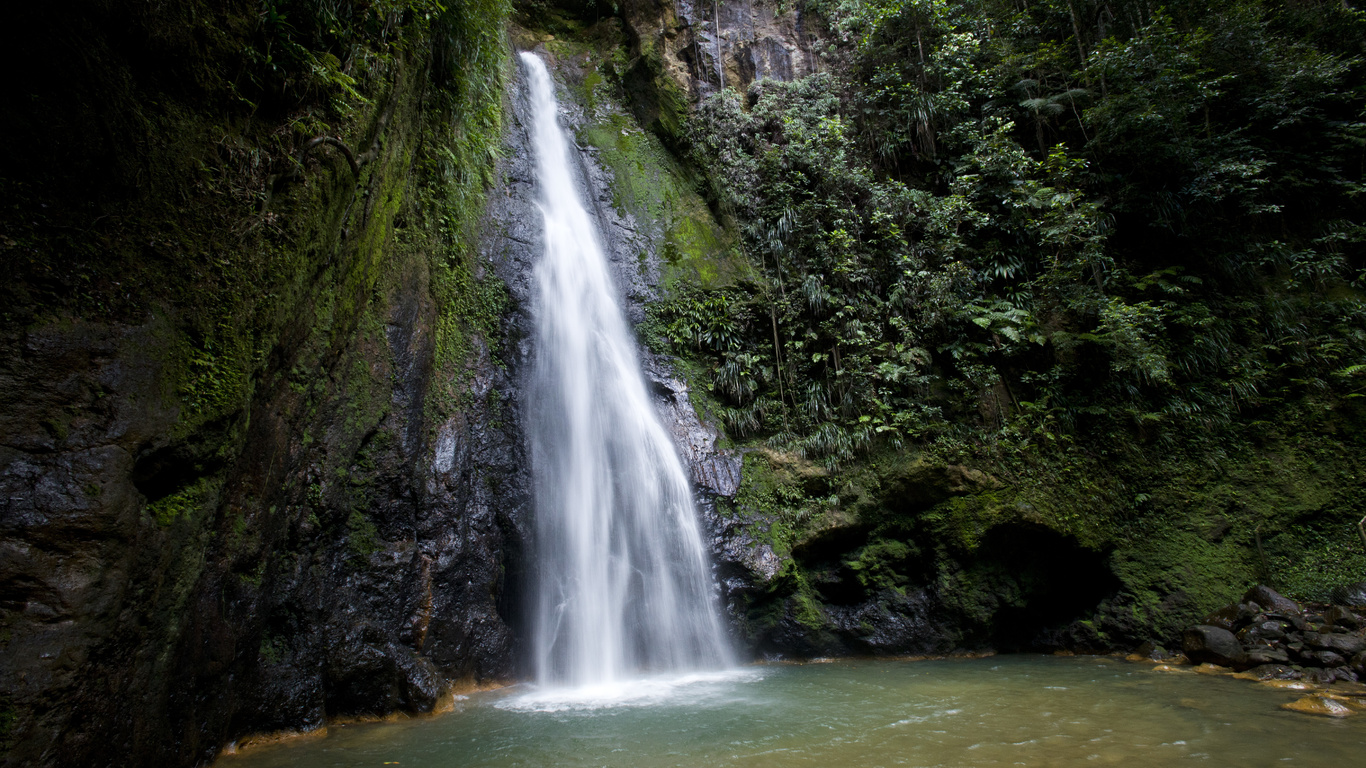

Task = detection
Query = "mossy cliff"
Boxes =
[1,2,523,765]
[514,0,1366,661]
[2,0,1364,764]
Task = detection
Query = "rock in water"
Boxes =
[1242,585,1300,615]
[1183,625,1246,667]
[1134,640,1169,661]
[1242,664,1301,681]
[1281,696,1355,717]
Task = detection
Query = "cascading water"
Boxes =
[521,52,732,689]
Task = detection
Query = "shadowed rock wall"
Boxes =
[0,4,528,765]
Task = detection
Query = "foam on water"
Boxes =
[497,668,764,713]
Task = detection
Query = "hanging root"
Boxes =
[297,136,361,177]
[256,70,402,222]
[256,135,364,222]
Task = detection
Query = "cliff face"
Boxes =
[0,3,526,765]
[516,0,1366,667]
[7,1,1359,765]
[617,0,822,97]
[0,3,752,761]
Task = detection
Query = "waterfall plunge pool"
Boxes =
[220,656,1366,767]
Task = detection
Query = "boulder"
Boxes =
[1242,585,1300,615]
[1241,648,1291,668]
[1134,641,1169,661]
[1299,649,1347,668]
[1302,668,1337,685]
[1352,651,1366,676]
[1304,631,1366,657]
[1238,620,1288,646]
[1183,625,1246,667]
[1281,695,1355,717]
[1202,603,1256,631]
[1330,581,1366,607]
[1243,663,1301,681]
[1324,606,1364,630]
[1268,612,1310,632]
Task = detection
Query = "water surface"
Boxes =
[223,656,1366,767]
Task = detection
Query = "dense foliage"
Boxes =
[674,0,1366,474]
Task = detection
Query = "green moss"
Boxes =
[920,491,1016,554]
[420,2,512,419]
[0,699,16,752]
[346,509,380,559]
[258,632,286,665]
[730,451,821,556]
[846,539,916,593]
[575,111,746,294]
[147,477,219,527]
[791,588,830,631]
[1264,515,1366,602]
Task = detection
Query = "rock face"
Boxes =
[0,10,528,767]
[619,0,823,99]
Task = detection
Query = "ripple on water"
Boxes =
[219,656,1366,768]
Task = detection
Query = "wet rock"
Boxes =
[1330,581,1366,607]
[1182,625,1246,667]
[1281,695,1355,717]
[1325,692,1366,710]
[1261,678,1315,690]
[1134,641,1170,661]
[825,588,953,657]
[1269,611,1310,632]
[0,55,536,767]
[1304,631,1366,657]
[1353,651,1366,675]
[1242,585,1300,615]
[1324,606,1364,630]
[1243,663,1302,681]
[1238,619,1288,646]
[1202,603,1253,631]
[1241,648,1291,668]
[1302,667,1338,685]
[1298,649,1347,668]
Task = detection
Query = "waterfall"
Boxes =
[521,52,731,688]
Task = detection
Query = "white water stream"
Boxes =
[521,52,731,690]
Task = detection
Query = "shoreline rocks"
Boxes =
[1178,585,1366,684]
